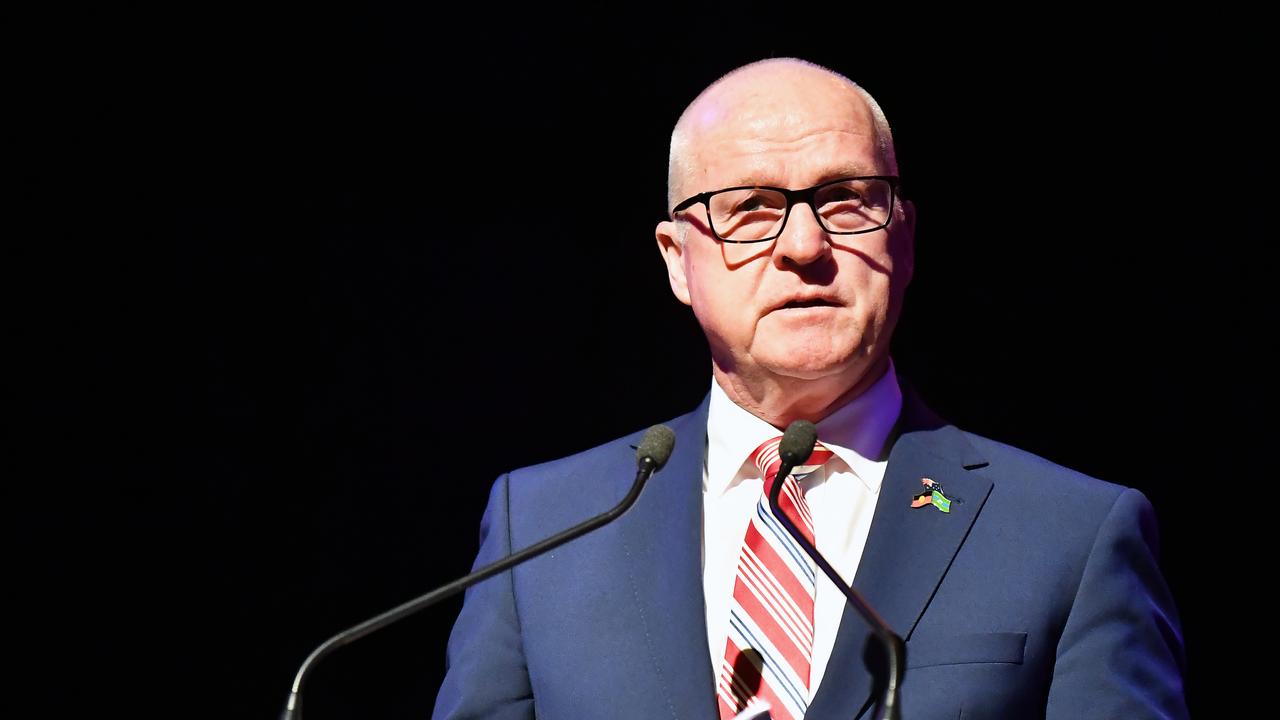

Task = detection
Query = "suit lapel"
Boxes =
[807,386,994,720]
[612,386,992,720]
[619,396,719,720]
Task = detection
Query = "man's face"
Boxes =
[655,71,914,395]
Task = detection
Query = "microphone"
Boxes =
[773,420,905,720]
[280,424,676,720]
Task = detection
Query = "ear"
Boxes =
[655,219,692,306]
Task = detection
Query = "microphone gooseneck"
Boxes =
[280,424,676,720]
[771,420,905,720]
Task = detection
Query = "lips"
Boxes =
[780,298,839,309]
[769,295,842,312]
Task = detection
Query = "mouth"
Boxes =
[781,298,839,309]
[773,297,842,312]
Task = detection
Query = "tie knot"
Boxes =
[749,435,835,487]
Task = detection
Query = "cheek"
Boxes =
[837,254,898,329]
[685,257,756,342]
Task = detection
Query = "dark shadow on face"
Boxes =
[720,238,776,269]
[827,238,894,277]
[723,235,894,285]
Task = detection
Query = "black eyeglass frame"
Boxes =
[669,175,902,244]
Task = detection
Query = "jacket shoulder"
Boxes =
[497,400,707,530]
[956,429,1158,534]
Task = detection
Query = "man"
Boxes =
[433,59,1188,719]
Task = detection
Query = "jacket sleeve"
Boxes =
[1045,487,1189,719]
[432,474,535,720]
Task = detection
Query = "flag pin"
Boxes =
[911,477,959,513]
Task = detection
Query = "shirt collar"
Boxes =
[705,359,903,497]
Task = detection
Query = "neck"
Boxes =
[714,354,891,429]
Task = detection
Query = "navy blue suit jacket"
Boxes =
[434,388,1188,719]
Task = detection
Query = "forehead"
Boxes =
[684,72,884,189]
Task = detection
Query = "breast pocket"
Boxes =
[905,631,1027,669]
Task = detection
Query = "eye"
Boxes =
[819,182,868,205]
[732,191,781,214]
[823,186,862,203]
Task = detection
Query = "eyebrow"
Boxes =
[815,164,880,183]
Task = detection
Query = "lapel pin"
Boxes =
[911,477,959,513]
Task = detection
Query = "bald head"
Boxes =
[666,58,898,214]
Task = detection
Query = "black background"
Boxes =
[13,5,1268,718]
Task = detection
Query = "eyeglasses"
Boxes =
[670,175,900,243]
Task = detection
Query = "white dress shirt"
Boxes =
[701,361,903,698]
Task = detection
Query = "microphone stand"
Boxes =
[770,456,905,720]
[281,430,672,720]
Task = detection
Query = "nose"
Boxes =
[773,201,832,268]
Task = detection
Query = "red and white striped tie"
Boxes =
[717,436,834,720]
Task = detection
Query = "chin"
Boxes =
[757,343,864,381]
[752,320,866,369]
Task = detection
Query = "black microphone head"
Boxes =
[636,424,676,470]
[779,420,818,465]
